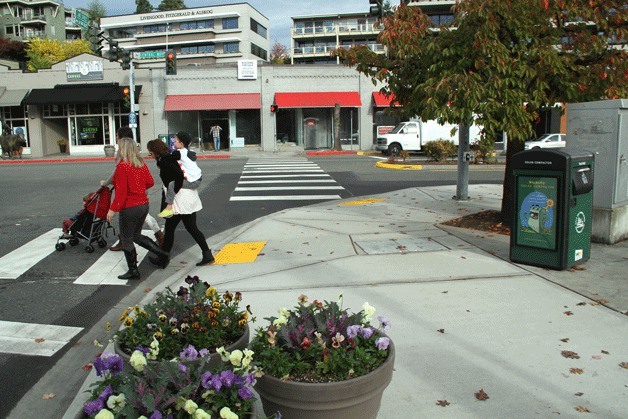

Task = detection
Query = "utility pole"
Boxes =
[128,57,137,144]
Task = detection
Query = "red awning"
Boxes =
[372,92,400,107]
[164,93,261,111]
[274,92,362,108]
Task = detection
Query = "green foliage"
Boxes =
[115,275,250,361]
[157,0,186,11]
[250,295,392,382]
[86,0,106,22]
[135,0,153,14]
[83,346,256,418]
[423,139,456,162]
[471,135,496,164]
[25,38,91,71]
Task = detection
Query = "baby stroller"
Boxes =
[55,186,116,253]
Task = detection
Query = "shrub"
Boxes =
[471,135,496,164]
[423,139,456,161]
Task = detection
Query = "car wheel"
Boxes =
[388,143,402,156]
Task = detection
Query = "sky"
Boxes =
[61,0,373,47]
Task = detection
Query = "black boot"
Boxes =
[196,249,215,266]
[118,249,140,280]
[149,254,170,269]
[136,235,169,259]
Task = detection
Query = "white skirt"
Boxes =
[164,186,203,215]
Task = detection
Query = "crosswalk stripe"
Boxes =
[73,230,152,286]
[244,168,324,172]
[238,180,337,184]
[0,229,61,279]
[235,186,344,191]
[230,195,341,201]
[240,174,330,178]
[0,320,83,357]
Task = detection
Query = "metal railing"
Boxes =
[293,43,384,57]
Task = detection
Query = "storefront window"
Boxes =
[234,110,261,145]
[75,116,103,145]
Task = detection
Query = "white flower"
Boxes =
[272,315,287,328]
[184,399,198,414]
[229,349,243,367]
[220,406,239,419]
[362,302,376,322]
[147,338,159,360]
[194,408,212,419]
[94,409,114,419]
[241,348,254,368]
[106,393,126,413]
[279,308,289,318]
[216,346,229,362]
[129,350,147,372]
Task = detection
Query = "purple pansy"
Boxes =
[360,327,374,339]
[180,344,199,362]
[375,337,390,350]
[83,398,104,416]
[346,325,361,339]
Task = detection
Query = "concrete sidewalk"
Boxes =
[58,184,627,418]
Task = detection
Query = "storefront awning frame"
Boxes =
[274,92,362,109]
[164,93,262,111]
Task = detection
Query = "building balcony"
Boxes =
[293,43,384,58]
[293,23,380,39]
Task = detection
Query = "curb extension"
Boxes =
[375,161,423,170]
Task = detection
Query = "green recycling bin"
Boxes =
[510,148,594,270]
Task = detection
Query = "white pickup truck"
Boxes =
[374,120,481,155]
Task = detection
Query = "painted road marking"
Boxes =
[231,195,341,201]
[238,179,337,184]
[235,186,344,191]
[73,230,152,286]
[240,174,330,178]
[214,242,266,264]
[0,228,61,279]
[0,320,83,357]
[339,198,389,206]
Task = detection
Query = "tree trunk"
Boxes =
[500,136,525,226]
[333,103,342,151]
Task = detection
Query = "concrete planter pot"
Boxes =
[114,324,250,372]
[103,145,115,157]
[255,339,395,419]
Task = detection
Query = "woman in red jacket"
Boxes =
[106,137,168,280]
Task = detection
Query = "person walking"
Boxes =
[106,137,169,280]
[146,139,215,268]
[210,124,222,151]
[101,126,164,250]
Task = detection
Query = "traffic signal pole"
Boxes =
[128,58,137,144]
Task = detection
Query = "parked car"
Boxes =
[524,133,566,150]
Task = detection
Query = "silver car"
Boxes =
[524,133,566,150]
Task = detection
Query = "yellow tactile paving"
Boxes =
[339,197,388,206]
[214,241,267,264]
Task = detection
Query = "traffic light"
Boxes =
[369,0,383,18]
[270,104,278,113]
[165,50,177,75]
[107,39,120,62]
[122,86,130,109]
[88,27,104,55]
[121,50,131,70]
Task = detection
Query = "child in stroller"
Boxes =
[55,186,116,253]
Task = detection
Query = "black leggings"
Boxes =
[119,204,149,252]
[162,212,209,254]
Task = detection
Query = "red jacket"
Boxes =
[110,160,154,212]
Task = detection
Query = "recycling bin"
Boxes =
[510,148,594,270]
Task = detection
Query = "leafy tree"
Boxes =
[136,0,154,14]
[270,41,290,64]
[86,0,106,23]
[336,0,627,223]
[157,0,186,11]
[26,38,91,71]
[0,38,26,61]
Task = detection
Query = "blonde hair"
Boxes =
[117,137,143,168]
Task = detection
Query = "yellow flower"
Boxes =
[153,331,163,341]
[94,409,114,419]
[106,393,126,412]
[123,317,134,328]
[158,313,167,323]
[118,308,129,322]
[194,408,212,419]
[216,346,229,362]
[171,328,180,335]
[184,399,198,414]
[362,302,376,322]
[242,348,254,368]
[219,406,238,419]
[129,350,147,372]
[229,349,243,367]
[212,301,221,310]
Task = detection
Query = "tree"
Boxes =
[336,0,627,223]
[85,0,106,23]
[136,0,153,14]
[157,0,186,11]
[0,38,26,62]
[270,41,290,64]
[25,38,91,71]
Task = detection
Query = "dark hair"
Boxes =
[147,138,171,157]
[117,126,133,139]
[175,131,193,148]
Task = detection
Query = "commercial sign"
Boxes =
[238,60,257,80]
[65,61,104,82]
[74,9,90,30]
[516,176,558,250]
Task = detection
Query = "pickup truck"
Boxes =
[374,120,481,155]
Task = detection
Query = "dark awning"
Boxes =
[22,83,142,105]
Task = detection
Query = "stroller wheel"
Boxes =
[85,245,95,253]
[69,237,80,246]
[97,239,107,248]
[55,242,66,251]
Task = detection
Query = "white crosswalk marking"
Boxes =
[0,228,61,279]
[0,320,83,357]
[231,159,346,201]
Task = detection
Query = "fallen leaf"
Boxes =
[574,392,584,396]
[619,362,628,369]
[576,302,587,306]
[475,389,489,401]
[561,350,580,359]
[144,288,151,293]
[82,363,93,371]
[437,329,445,333]
[564,311,574,316]
[590,299,608,306]
[591,355,602,360]
[560,338,570,342]
[42,393,55,400]
[441,291,448,294]
[35,338,45,343]
[570,368,584,374]
[436,400,450,406]
[575,406,590,412]
[461,256,466,259]
[601,350,609,355]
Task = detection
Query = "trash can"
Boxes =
[510,148,594,270]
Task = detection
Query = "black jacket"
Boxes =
[156,152,184,196]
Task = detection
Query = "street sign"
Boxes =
[128,112,137,128]
[74,9,90,30]
[135,50,165,60]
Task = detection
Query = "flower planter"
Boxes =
[114,324,250,372]
[103,145,115,157]
[255,339,395,419]
[58,144,67,153]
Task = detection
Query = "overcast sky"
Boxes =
[62,1,372,46]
